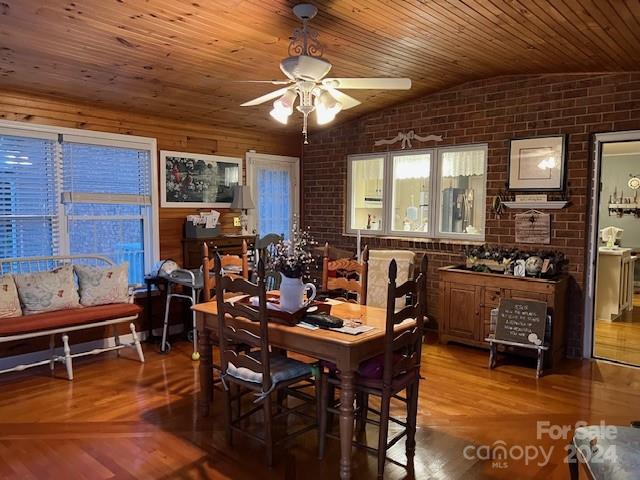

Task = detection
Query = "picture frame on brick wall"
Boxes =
[508,135,567,191]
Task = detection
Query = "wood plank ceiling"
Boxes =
[1,0,639,135]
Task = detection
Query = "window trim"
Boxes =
[0,119,160,278]
[345,144,487,241]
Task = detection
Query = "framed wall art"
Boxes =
[508,135,566,191]
[160,151,242,208]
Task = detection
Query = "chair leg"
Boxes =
[264,396,274,467]
[130,323,145,363]
[569,453,579,480]
[190,289,199,360]
[318,373,329,460]
[315,366,322,447]
[406,381,419,462]
[377,391,391,478]
[223,382,233,446]
[356,392,369,436]
[62,333,73,381]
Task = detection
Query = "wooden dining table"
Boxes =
[193,297,416,480]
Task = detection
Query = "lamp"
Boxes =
[270,89,297,124]
[230,185,255,234]
[315,90,342,125]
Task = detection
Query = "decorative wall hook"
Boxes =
[374,131,443,149]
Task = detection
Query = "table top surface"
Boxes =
[193,297,415,348]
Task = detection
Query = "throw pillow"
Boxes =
[14,265,80,315]
[74,263,129,307]
[0,274,22,318]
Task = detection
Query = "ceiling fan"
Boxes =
[240,4,411,144]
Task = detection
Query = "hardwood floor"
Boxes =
[593,294,640,367]
[0,338,639,479]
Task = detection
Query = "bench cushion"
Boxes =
[14,265,80,314]
[0,303,141,336]
[0,275,22,318]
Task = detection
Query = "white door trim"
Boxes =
[246,152,300,235]
[583,130,640,359]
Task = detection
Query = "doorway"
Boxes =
[587,132,640,367]
[246,152,300,238]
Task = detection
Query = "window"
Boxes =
[0,132,58,258]
[346,145,486,240]
[348,155,385,231]
[0,123,158,285]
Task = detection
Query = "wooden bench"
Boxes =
[0,255,144,380]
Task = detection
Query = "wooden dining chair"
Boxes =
[213,253,320,467]
[202,240,249,301]
[321,242,369,304]
[319,254,427,478]
[254,233,283,291]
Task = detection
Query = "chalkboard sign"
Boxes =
[494,298,548,346]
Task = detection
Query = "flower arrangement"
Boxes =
[268,221,317,279]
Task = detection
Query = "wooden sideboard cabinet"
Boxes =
[182,235,256,269]
[439,266,568,368]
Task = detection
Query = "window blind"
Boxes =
[62,141,152,285]
[0,132,58,258]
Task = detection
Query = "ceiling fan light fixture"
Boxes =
[315,90,342,125]
[269,90,296,124]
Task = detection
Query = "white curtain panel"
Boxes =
[441,150,485,177]
[366,250,416,309]
[393,154,430,180]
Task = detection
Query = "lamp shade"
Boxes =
[230,185,255,210]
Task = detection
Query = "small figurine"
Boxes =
[513,259,526,277]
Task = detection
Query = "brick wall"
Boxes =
[301,73,640,358]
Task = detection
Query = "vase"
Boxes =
[279,274,316,312]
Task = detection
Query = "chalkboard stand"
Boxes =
[486,335,549,378]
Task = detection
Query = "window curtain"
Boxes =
[441,150,485,177]
[257,167,290,238]
[393,154,430,180]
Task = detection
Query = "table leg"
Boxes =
[199,326,213,417]
[339,369,355,480]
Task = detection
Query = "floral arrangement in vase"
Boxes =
[268,220,317,279]
[267,221,318,312]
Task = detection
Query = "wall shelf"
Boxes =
[502,201,568,210]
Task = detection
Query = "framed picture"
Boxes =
[160,151,242,208]
[508,135,566,191]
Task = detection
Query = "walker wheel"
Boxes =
[159,341,171,354]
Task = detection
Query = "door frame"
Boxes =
[245,151,300,236]
[583,130,640,359]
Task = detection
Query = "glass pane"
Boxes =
[391,153,430,233]
[256,167,291,238]
[0,217,54,258]
[439,149,485,235]
[69,219,145,285]
[350,157,384,231]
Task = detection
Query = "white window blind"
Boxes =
[0,132,59,258]
[62,141,152,285]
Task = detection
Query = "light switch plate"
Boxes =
[233,217,241,227]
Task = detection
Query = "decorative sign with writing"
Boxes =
[515,210,550,244]
[515,194,548,203]
[495,298,548,346]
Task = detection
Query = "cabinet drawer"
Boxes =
[484,287,502,307]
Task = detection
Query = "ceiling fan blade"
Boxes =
[234,80,293,85]
[240,87,292,107]
[325,87,361,110]
[323,78,411,90]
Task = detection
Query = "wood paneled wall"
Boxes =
[0,89,299,359]
[0,90,301,262]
